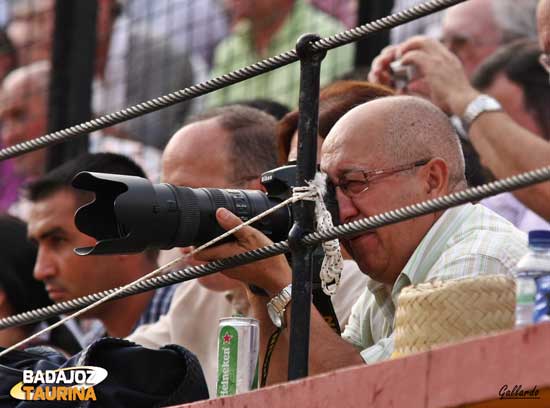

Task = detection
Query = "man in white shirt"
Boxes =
[195,96,527,384]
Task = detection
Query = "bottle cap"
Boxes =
[528,230,550,248]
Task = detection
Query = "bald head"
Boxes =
[323,96,466,188]
[539,0,550,53]
[0,61,50,178]
[162,105,278,188]
[162,117,233,187]
[2,60,50,94]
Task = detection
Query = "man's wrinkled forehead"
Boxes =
[321,103,388,170]
[320,127,379,181]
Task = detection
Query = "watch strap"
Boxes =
[267,284,292,327]
[461,94,503,136]
[268,284,292,311]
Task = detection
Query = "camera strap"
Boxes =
[311,246,341,335]
[260,257,339,387]
[261,327,282,386]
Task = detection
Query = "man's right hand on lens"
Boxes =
[195,208,292,298]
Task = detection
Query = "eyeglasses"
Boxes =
[440,34,496,54]
[540,53,550,84]
[335,159,431,197]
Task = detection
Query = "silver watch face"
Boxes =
[267,303,283,328]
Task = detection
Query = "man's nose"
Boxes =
[336,188,360,224]
[33,247,56,282]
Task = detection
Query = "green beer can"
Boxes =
[216,316,259,397]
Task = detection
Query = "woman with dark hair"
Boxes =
[276,80,394,164]
[0,214,52,347]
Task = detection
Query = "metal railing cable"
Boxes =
[0,0,466,162]
[2,163,550,330]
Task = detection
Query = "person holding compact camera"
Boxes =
[194,95,527,384]
[368,0,550,221]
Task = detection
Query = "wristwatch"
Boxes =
[267,284,292,328]
[461,94,503,136]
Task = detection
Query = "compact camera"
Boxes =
[390,60,416,90]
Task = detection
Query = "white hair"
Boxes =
[492,0,539,42]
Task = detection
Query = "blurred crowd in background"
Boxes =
[0,0,549,395]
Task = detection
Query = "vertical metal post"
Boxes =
[46,0,97,170]
[287,34,326,381]
[355,0,393,68]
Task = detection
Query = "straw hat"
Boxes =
[393,275,515,357]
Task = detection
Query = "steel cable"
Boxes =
[0,0,466,162]
[2,164,550,329]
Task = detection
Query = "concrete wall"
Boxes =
[174,323,550,408]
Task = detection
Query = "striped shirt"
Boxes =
[207,0,353,109]
[81,285,176,347]
[341,203,528,363]
[134,285,177,329]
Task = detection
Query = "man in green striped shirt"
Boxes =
[206,0,353,109]
[199,95,528,383]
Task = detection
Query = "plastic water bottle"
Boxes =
[515,230,550,327]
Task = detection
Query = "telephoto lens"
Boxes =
[72,172,292,255]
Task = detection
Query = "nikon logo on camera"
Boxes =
[10,366,108,401]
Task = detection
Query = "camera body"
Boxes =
[389,60,416,90]
[72,164,337,256]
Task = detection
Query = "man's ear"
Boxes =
[422,157,449,196]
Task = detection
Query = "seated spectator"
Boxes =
[0,214,81,354]
[25,153,175,346]
[207,0,354,109]
[128,105,281,395]
[6,0,54,66]
[440,0,538,77]
[5,0,199,149]
[129,102,383,392]
[471,40,549,140]
[196,96,528,384]
[470,40,550,231]
[0,61,162,219]
[367,0,550,220]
